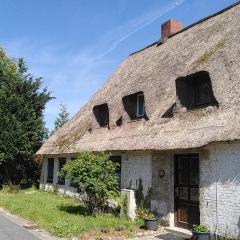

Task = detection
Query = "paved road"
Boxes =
[0,214,40,240]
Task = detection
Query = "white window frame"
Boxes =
[136,93,145,117]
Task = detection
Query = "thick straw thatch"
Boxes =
[37,2,240,155]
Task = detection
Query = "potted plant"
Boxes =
[137,208,158,230]
[192,224,210,240]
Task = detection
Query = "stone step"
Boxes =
[164,227,193,239]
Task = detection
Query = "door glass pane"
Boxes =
[190,159,199,171]
[179,187,188,200]
[189,173,199,186]
[178,172,188,185]
[190,188,199,202]
[178,158,188,171]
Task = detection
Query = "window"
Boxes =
[93,103,109,127]
[69,157,76,187]
[58,158,66,185]
[110,156,121,189]
[47,158,54,183]
[176,71,218,110]
[137,93,145,117]
[122,91,147,120]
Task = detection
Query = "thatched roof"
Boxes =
[37,2,240,155]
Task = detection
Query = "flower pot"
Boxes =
[192,231,210,240]
[144,219,158,231]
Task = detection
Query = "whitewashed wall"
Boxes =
[200,142,240,238]
[121,151,152,195]
[39,143,240,237]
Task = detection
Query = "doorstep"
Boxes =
[164,227,192,239]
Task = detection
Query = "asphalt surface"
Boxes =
[0,214,40,240]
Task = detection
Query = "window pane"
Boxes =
[178,158,188,171]
[137,94,145,116]
[195,81,212,105]
[58,158,66,185]
[179,187,188,200]
[178,172,188,185]
[47,158,54,183]
[190,188,199,202]
[189,173,199,186]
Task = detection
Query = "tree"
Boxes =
[0,49,53,186]
[51,103,69,134]
[60,152,119,213]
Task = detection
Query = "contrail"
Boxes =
[99,0,186,58]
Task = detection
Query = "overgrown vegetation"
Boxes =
[192,40,225,69]
[0,188,140,238]
[134,178,154,220]
[0,49,52,186]
[60,152,120,213]
[192,224,209,232]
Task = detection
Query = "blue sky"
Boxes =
[0,0,236,130]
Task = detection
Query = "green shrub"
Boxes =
[60,152,119,213]
[136,208,156,220]
[192,224,209,232]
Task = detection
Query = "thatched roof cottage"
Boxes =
[38,2,240,237]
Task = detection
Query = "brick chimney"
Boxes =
[161,19,183,39]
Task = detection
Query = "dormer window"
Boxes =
[93,103,109,127]
[176,71,218,110]
[122,91,147,120]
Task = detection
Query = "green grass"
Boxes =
[0,188,141,238]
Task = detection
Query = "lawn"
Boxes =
[0,188,141,238]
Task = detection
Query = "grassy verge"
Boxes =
[0,188,141,238]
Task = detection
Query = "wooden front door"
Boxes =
[174,154,200,229]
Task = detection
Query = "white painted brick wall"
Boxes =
[121,152,152,195]
[200,142,240,238]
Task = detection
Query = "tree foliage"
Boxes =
[60,152,119,213]
[0,49,53,185]
[51,103,69,134]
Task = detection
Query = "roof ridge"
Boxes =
[130,0,240,56]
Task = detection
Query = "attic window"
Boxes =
[93,103,109,127]
[176,71,218,110]
[122,91,147,120]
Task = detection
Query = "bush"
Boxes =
[192,224,209,232]
[60,152,119,213]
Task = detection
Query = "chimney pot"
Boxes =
[161,19,183,39]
